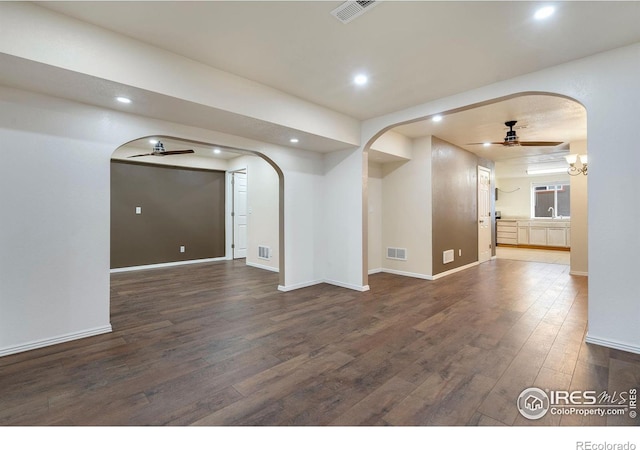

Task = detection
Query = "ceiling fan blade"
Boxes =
[159,149,195,156]
[127,153,153,158]
[466,142,504,146]
[518,141,564,147]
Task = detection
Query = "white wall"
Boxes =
[362,43,640,354]
[370,130,412,160]
[228,155,280,272]
[367,162,383,272]
[0,93,112,354]
[255,146,325,291]
[322,148,367,291]
[584,47,640,353]
[0,127,113,354]
[495,173,571,219]
[380,136,433,279]
[569,140,588,276]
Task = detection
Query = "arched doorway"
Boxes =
[109,135,285,286]
[363,92,587,282]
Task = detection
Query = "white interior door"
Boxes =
[233,171,248,259]
[478,166,492,264]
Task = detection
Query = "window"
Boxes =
[531,182,570,218]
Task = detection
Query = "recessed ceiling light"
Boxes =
[432,115,443,123]
[354,74,368,86]
[213,148,221,154]
[483,142,491,147]
[534,6,555,20]
[116,96,132,104]
[149,139,158,145]
[289,138,299,144]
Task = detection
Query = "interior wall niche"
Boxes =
[110,161,225,268]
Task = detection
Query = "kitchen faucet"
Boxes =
[548,206,555,218]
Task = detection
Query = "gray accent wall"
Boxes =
[111,161,225,269]
[431,137,495,275]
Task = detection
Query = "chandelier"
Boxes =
[566,154,587,176]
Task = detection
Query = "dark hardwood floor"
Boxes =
[1,259,638,426]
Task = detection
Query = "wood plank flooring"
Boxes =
[1,259,639,426]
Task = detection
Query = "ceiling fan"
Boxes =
[469,121,563,147]
[128,140,195,158]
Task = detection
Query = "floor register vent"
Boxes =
[386,247,407,261]
[330,1,379,24]
[258,245,271,260]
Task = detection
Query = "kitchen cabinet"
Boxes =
[530,227,548,245]
[497,219,570,248]
[496,220,517,245]
[517,222,529,244]
[547,228,567,247]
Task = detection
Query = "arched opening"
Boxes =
[363,92,587,282]
[109,134,285,295]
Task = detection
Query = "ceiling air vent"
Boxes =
[331,1,380,24]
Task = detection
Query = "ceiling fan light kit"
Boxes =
[503,120,519,146]
[153,141,165,154]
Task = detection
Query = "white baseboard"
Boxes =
[585,333,640,355]
[431,261,479,280]
[378,268,433,280]
[570,270,589,276]
[278,279,324,292]
[0,325,113,358]
[110,257,226,273]
[368,268,383,275]
[278,279,369,292]
[246,261,279,273]
[373,262,479,282]
[324,279,370,292]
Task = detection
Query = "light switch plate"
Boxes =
[135,206,142,215]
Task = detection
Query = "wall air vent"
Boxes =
[443,249,454,264]
[330,1,380,24]
[258,245,271,260]
[386,247,407,261]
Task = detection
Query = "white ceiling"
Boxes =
[37,1,640,121]
[14,0,640,166]
[392,93,586,166]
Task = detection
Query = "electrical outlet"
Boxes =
[180,245,185,253]
[135,206,142,215]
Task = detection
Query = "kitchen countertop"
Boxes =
[497,218,570,222]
